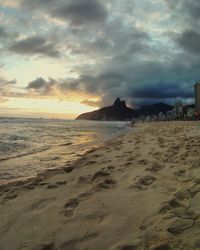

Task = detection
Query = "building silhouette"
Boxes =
[195,82,200,113]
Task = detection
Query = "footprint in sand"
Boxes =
[59,232,99,250]
[47,184,60,189]
[193,178,200,185]
[30,196,56,210]
[174,170,193,182]
[159,188,199,235]
[78,174,93,184]
[92,169,111,181]
[151,243,172,250]
[77,167,113,185]
[32,242,56,250]
[46,181,66,189]
[63,166,75,173]
[146,162,164,172]
[93,154,103,158]
[190,160,200,170]
[131,176,156,190]
[95,178,117,191]
[160,187,195,214]
[64,191,95,217]
[159,197,187,215]
[125,162,132,166]
[64,198,79,217]
[112,244,138,250]
[167,217,194,234]
[3,193,17,201]
[78,191,94,201]
[106,165,115,171]
[84,160,97,166]
[137,159,148,165]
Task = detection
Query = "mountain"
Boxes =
[138,103,173,116]
[76,98,137,121]
[76,99,174,121]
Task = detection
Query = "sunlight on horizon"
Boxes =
[0,97,98,119]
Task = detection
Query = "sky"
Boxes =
[0,0,199,118]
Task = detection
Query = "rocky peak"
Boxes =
[113,98,126,108]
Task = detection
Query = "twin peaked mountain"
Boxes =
[76,98,173,121]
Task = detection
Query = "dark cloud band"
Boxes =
[9,36,60,58]
[52,0,108,25]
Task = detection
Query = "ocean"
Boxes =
[0,117,128,184]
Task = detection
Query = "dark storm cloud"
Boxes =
[132,83,194,99]
[0,26,9,39]
[0,25,19,44]
[166,0,200,21]
[2,0,200,107]
[184,1,200,20]
[27,77,48,89]
[27,77,58,95]
[177,30,200,55]
[21,0,55,9]
[20,0,108,26]
[58,51,199,107]
[181,0,200,20]
[9,36,60,58]
[52,0,108,25]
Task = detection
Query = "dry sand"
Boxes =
[1,121,200,250]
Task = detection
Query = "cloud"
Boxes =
[27,77,48,89]
[1,0,200,109]
[0,25,19,45]
[0,97,9,103]
[132,82,194,99]
[27,77,58,95]
[181,0,200,20]
[165,0,200,24]
[0,78,16,85]
[1,0,21,7]
[177,30,200,55]
[52,0,108,25]
[0,26,9,39]
[22,0,55,9]
[81,99,101,107]
[57,51,198,107]
[0,76,18,99]
[9,36,60,58]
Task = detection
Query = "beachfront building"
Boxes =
[166,111,173,120]
[159,112,163,120]
[187,107,195,118]
[172,100,183,119]
[195,82,200,113]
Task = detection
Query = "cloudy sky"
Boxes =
[0,0,199,118]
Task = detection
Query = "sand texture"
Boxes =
[1,121,200,250]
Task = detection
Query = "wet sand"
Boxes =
[0,121,200,250]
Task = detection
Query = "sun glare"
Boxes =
[2,97,97,119]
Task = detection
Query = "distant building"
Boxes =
[158,112,162,120]
[174,100,183,118]
[167,110,173,119]
[187,107,195,118]
[195,82,200,113]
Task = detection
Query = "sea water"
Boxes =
[0,117,128,183]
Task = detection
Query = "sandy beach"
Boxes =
[1,121,200,250]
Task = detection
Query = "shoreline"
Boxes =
[0,121,200,249]
[0,121,132,186]
[0,123,137,188]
